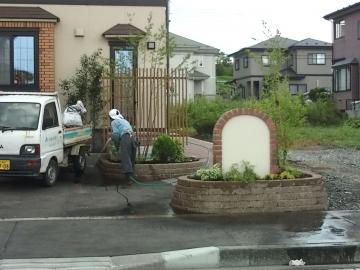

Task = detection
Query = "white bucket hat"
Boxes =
[109,109,124,120]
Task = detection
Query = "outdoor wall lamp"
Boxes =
[147,41,156,50]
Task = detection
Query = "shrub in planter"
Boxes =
[194,164,222,181]
[193,162,303,182]
[151,134,185,163]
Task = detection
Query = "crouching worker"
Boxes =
[109,109,137,184]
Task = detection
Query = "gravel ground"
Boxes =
[288,148,360,210]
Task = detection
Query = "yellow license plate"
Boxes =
[0,160,10,171]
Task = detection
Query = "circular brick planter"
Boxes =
[97,154,206,184]
[171,172,328,214]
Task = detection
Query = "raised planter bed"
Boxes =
[171,171,328,214]
[97,154,206,184]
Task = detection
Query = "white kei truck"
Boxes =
[0,92,92,186]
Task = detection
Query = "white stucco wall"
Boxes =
[170,52,217,99]
[222,115,271,177]
[0,4,166,91]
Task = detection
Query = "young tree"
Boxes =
[60,49,105,137]
[216,51,233,76]
[249,24,306,168]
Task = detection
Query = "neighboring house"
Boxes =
[170,33,219,100]
[229,37,333,98]
[0,0,168,93]
[324,2,360,111]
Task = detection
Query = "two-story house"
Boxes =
[324,2,360,111]
[229,37,332,98]
[170,33,219,100]
[0,0,168,93]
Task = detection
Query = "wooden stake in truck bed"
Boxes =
[0,92,92,186]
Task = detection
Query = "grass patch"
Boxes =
[217,75,233,82]
[293,126,360,149]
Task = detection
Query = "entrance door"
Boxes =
[41,101,63,171]
[110,43,136,123]
[111,45,135,72]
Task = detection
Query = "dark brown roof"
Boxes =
[103,24,145,37]
[0,0,167,6]
[0,6,59,21]
[324,2,360,20]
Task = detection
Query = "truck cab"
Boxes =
[0,92,91,186]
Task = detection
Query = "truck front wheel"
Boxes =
[43,159,59,187]
[73,151,86,177]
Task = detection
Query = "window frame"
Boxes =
[243,56,248,68]
[335,19,345,39]
[42,102,59,130]
[109,41,137,74]
[234,58,240,71]
[289,84,307,95]
[334,66,351,92]
[261,55,269,66]
[308,53,326,65]
[0,29,39,91]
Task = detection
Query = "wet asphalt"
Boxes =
[0,142,359,260]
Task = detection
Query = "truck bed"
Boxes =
[63,125,92,147]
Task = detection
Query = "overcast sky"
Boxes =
[169,0,358,55]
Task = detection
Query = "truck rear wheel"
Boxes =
[43,159,59,187]
[73,151,86,177]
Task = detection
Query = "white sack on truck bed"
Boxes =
[63,100,87,127]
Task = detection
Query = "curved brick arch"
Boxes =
[213,108,279,173]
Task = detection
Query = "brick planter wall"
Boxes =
[97,154,206,184]
[171,173,328,214]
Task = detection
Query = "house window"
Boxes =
[335,20,345,39]
[0,31,38,90]
[261,55,269,66]
[234,59,239,71]
[243,56,248,68]
[289,84,307,95]
[334,66,351,92]
[288,54,294,66]
[198,56,204,68]
[308,53,326,65]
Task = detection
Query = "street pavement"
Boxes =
[0,138,360,269]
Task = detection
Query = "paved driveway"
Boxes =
[0,154,174,219]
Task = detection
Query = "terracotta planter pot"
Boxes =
[171,171,328,214]
[97,154,206,185]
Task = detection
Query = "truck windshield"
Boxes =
[0,102,41,130]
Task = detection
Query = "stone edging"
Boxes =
[97,154,206,182]
[213,108,279,173]
[4,244,360,269]
[171,171,328,214]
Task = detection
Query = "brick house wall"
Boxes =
[0,21,55,91]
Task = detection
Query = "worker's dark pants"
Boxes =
[119,133,137,174]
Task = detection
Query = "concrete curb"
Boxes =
[2,244,360,269]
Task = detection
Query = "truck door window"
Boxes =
[43,102,59,130]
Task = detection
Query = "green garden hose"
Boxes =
[101,137,170,188]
